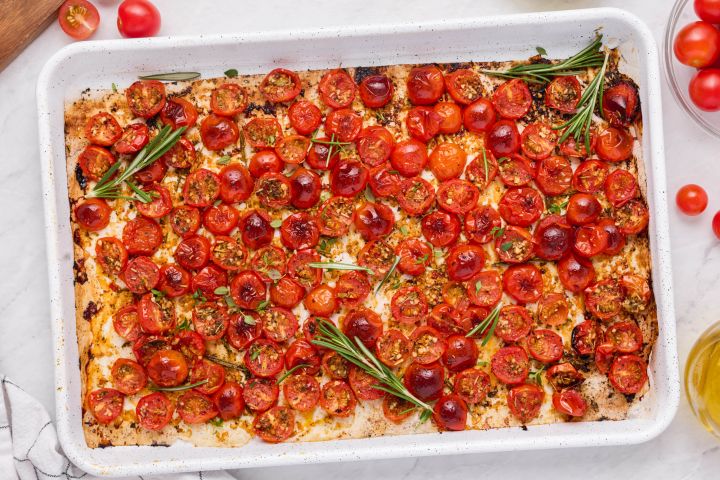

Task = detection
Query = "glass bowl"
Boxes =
[685,320,720,438]
[664,0,720,138]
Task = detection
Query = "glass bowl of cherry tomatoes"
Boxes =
[665,0,720,136]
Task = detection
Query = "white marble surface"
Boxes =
[1,0,719,478]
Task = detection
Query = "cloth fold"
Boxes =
[0,375,234,480]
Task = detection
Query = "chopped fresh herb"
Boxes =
[529,366,546,386]
[490,226,505,238]
[250,347,261,361]
[267,134,276,146]
[138,72,201,81]
[209,417,224,427]
[213,199,222,206]
[375,111,386,123]
[497,156,510,164]
[243,314,257,325]
[111,82,118,92]
[433,248,445,258]
[266,269,282,281]
[536,46,548,56]
[175,318,191,331]
[151,288,165,298]
[270,219,283,228]
[192,289,207,303]
[224,294,240,313]
[256,300,270,312]
[217,155,231,165]
[476,360,489,367]
[214,286,230,296]
[387,169,400,174]
[500,242,513,252]
[398,225,409,236]
[415,254,429,265]
[547,200,569,215]
[364,186,376,202]
[224,68,239,78]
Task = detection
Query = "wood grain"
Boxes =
[0,0,65,72]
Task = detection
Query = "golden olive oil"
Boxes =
[685,322,720,438]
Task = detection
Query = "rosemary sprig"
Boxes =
[375,256,400,294]
[480,35,604,84]
[138,72,201,81]
[481,146,490,186]
[465,305,502,346]
[205,355,250,375]
[276,363,310,385]
[311,319,433,418]
[88,125,186,202]
[149,379,208,392]
[310,132,349,167]
[307,262,374,274]
[553,50,610,153]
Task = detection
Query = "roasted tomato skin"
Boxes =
[403,361,445,401]
[359,74,394,107]
[433,394,469,431]
[406,65,445,105]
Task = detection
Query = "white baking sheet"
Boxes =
[36,7,678,477]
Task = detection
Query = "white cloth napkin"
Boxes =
[0,375,235,480]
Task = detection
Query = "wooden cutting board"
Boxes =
[0,0,65,72]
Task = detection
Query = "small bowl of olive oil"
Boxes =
[685,321,720,438]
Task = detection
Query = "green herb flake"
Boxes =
[214,286,230,296]
[243,314,257,326]
[175,318,191,331]
[209,417,224,427]
[217,155,231,165]
[500,242,513,252]
[536,46,548,56]
[192,289,207,303]
[111,83,118,92]
[224,68,239,78]
[270,219,283,228]
[490,226,505,238]
[256,300,270,312]
[151,288,165,298]
[250,347,261,361]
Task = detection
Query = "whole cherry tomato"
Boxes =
[674,21,720,68]
[676,184,708,216]
[117,0,162,38]
[689,69,720,111]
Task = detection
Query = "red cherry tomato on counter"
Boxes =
[58,0,99,40]
[117,0,162,38]
[713,211,720,239]
[676,184,708,216]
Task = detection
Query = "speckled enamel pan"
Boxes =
[36,7,678,477]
